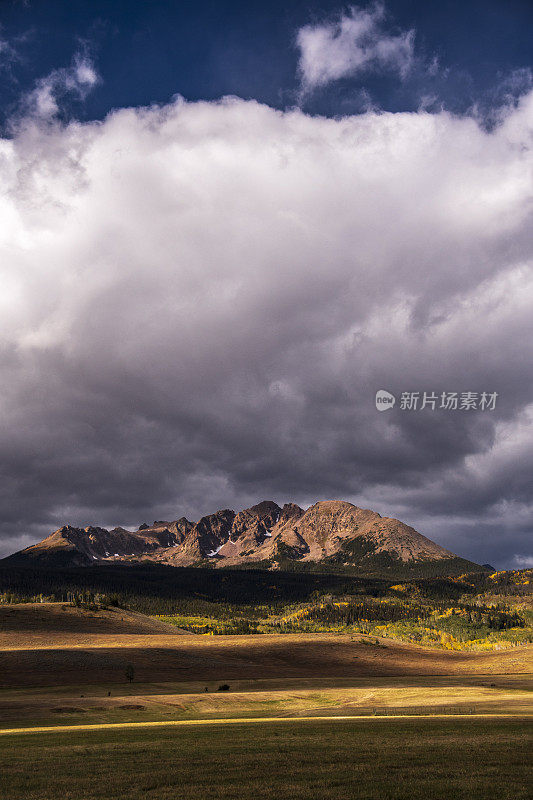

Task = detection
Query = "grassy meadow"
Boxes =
[1,674,531,730]
[0,568,531,799]
[1,717,531,800]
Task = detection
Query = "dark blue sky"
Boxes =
[1,0,532,122]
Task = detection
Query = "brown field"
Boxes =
[0,603,531,733]
[0,602,187,648]
[1,623,532,688]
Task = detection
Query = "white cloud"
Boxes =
[512,555,533,568]
[296,2,415,92]
[0,90,532,564]
[0,35,18,68]
[23,52,99,119]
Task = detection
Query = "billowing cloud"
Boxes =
[0,87,532,565]
[296,2,415,92]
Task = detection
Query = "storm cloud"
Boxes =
[0,89,532,566]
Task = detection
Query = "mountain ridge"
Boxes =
[2,499,486,576]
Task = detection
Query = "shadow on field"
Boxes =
[1,634,531,688]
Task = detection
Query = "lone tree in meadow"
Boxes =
[125,663,135,683]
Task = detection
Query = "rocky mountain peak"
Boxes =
[2,499,481,575]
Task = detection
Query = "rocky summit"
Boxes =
[2,500,484,575]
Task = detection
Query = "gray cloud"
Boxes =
[0,91,532,566]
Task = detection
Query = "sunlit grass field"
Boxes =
[1,717,531,800]
[1,674,531,730]
[0,600,531,800]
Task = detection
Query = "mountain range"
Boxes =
[2,500,485,576]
